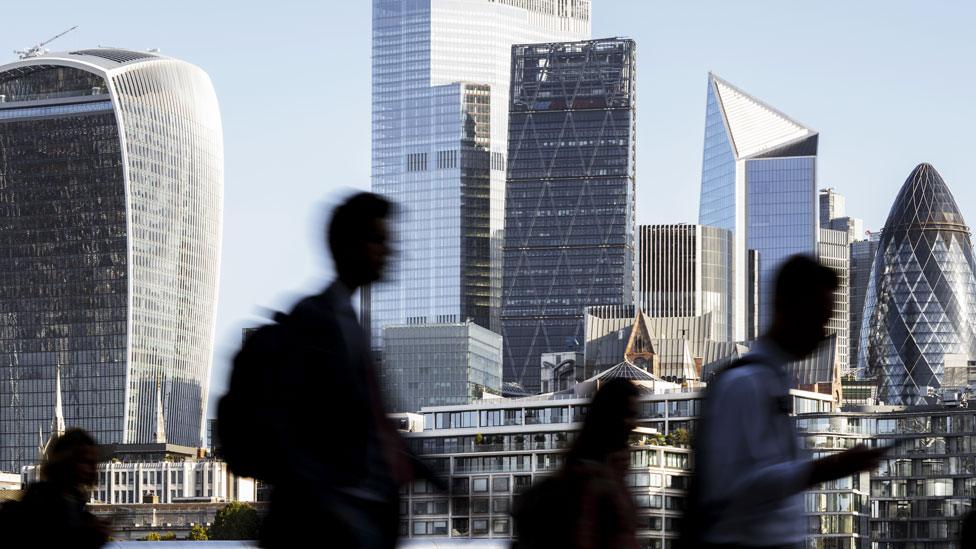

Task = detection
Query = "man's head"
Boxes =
[42,428,99,488]
[327,192,393,289]
[769,254,838,359]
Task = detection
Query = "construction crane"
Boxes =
[14,25,78,60]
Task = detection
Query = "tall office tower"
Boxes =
[637,224,733,341]
[0,50,223,471]
[819,187,865,242]
[819,187,846,227]
[849,234,879,371]
[502,38,636,393]
[370,0,591,348]
[828,216,864,245]
[818,228,851,371]
[860,164,976,404]
[698,73,818,339]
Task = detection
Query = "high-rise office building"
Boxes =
[0,50,223,471]
[369,0,591,347]
[820,187,864,242]
[637,224,733,341]
[502,38,636,393]
[698,73,818,339]
[819,187,846,227]
[818,228,850,371]
[849,234,879,371]
[860,163,976,404]
[380,322,503,413]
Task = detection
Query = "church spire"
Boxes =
[153,377,167,444]
[51,364,65,439]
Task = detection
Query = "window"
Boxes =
[665,452,689,469]
[472,519,489,535]
[492,477,509,493]
[452,477,469,495]
[472,477,489,493]
[471,497,490,514]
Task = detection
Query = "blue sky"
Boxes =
[4,1,975,411]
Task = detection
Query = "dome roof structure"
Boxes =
[859,164,976,404]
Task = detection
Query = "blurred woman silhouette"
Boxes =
[514,378,639,549]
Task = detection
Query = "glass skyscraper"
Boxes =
[380,322,503,413]
[859,163,976,405]
[0,50,223,471]
[698,73,818,339]
[370,0,590,348]
[849,234,879,371]
[502,38,636,393]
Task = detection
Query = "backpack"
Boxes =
[217,312,294,481]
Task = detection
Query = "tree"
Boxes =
[666,428,690,448]
[189,524,209,541]
[160,532,176,541]
[143,532,161,541]
[208,501,261,540]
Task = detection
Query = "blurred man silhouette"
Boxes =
[260,192,424,548]
[0,428,109,548]
[514,378,639,549]
[686,255,885,548]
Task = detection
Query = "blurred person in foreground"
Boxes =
[260,192,437,548]
[0,428,109,548]
[514,378,639,549]
[683,255,885,548]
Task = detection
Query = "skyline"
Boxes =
[3,0,974,410]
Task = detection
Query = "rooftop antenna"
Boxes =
[15,25,78,59]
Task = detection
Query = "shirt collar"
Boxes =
[326,279,355,310]
[748,337,795,369]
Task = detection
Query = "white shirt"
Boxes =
[699,338,813,546]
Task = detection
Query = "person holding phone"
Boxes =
[684,255,887,549]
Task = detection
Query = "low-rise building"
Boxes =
[90,501,268,541]
[22,443,255,505]
[798,404,976,548]
[399,365,833,546]
[381,322,503,413]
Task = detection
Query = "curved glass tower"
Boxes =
[859,163,976,404]
[0,49,223,470]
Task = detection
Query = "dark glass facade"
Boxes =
[0,66,127,470]
[502,39,636,393]
[859,164,976,405]
[850,236,880,371]
[0,54,223,472]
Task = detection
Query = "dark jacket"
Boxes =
[261,284,404,548]
[1,481,107,548]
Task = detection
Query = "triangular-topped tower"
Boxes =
[698,73,819,338]
[709,73,817,159]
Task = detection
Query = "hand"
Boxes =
[808,444,885,486]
